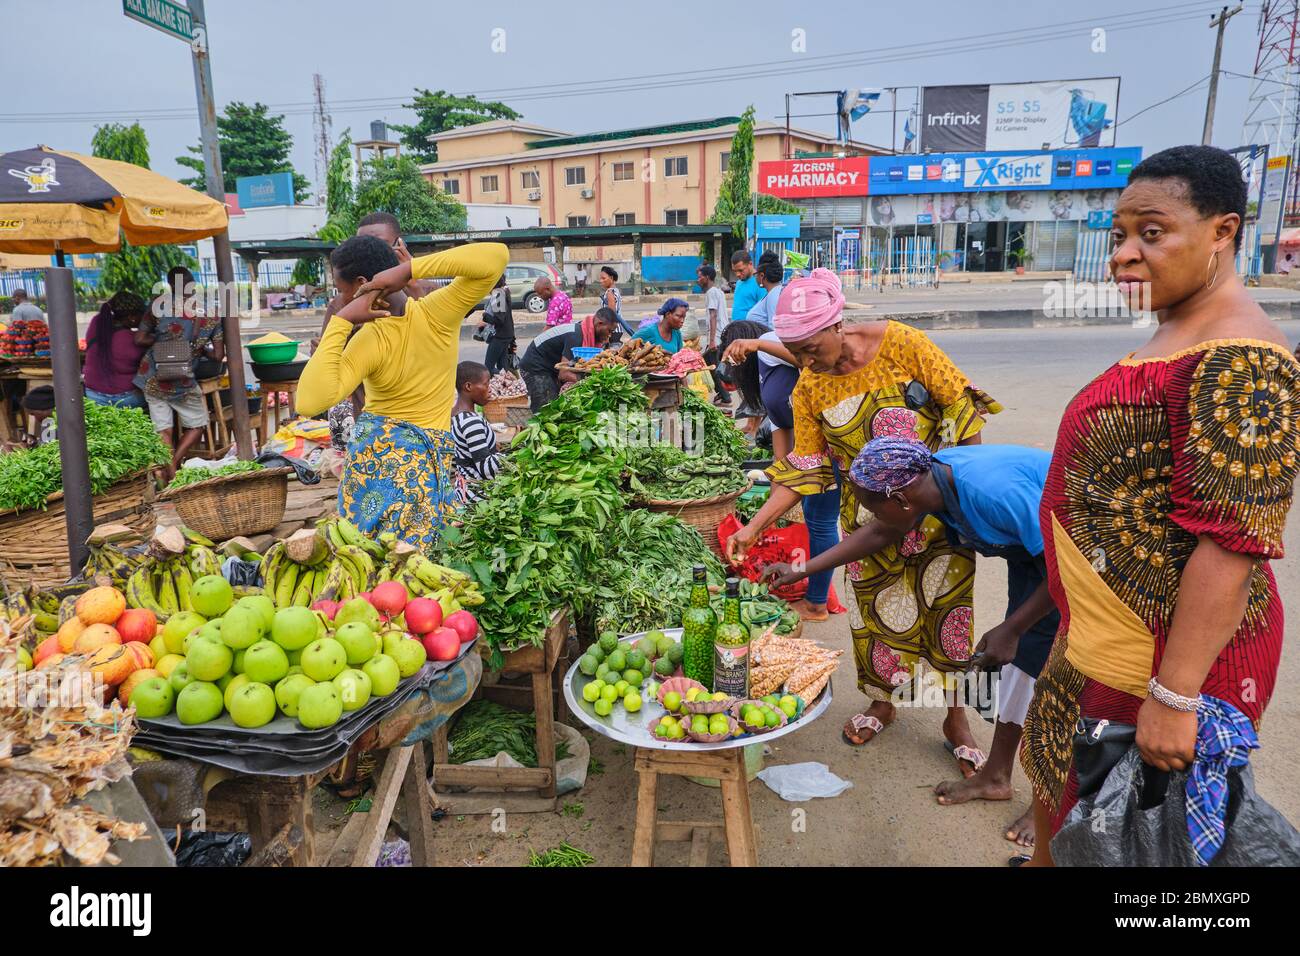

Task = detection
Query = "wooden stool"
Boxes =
[428,609,569,814]
[195,378,232,458]
[257,379,299,443]
[318,744,436,867]
[631,746,758,867]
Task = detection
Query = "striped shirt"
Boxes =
[451,410,504,503]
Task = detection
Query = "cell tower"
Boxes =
[312,73,333,206]
[1241,1,1300,218]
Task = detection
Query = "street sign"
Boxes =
[122,0,193,43]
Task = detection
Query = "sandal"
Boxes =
[943,739,988,776]
[843,711,891,746]
[1008,855,1032,867]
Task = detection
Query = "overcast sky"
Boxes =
[0,0,1271,196]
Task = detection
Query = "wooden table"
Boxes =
[631,746,758,867]
[0,362,53,443]
[256,378,299,445]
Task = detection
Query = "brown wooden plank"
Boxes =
[243,822,303,867]
[429,764,553,789]
[634,747,741,779]
[533,669,557,799]
[631,758,659,867]
[718,749,757,867]
[655,821,724,843]
[429,790,556,814]
[689,826,712,867]
[351,746,412,867]
[401,745,436,867]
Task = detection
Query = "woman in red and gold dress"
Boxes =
[1022,145,1300,865]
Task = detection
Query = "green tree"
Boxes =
[176,102,310,202]
[92,123,195,299]
[291,131,357,287]
[352,155,466,233]
[390,89,521,163]
[704,106,800,266]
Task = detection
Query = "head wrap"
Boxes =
[848,437,933,496]
[773,268,845,342]
[658,297,689,317]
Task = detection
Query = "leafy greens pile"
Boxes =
[167,459,263,490]
[681,388,749,463]
[0,399,169,512]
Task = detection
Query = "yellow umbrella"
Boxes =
[0,145,228,254]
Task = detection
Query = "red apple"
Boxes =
[311,599,341,620]
[444,610,478,645]
[370,581,408,617]
[114,608,158,644]
[421,627,460,662]
[403,597,443,635]
[33,634,61,667]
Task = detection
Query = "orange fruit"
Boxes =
[75,586,127,626]
[56,617,86,653]
[73,623,122,655]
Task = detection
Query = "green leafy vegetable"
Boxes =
[167,460,263,490]
[681,388,749,463]
[447,701,570,767]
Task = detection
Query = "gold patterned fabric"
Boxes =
[767,321,1002,697]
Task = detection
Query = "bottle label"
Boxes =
[713,643,750,697]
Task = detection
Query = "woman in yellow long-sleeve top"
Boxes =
[298,236,509,549]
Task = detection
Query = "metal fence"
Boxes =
[1076,222,1263,282]
[1,262,305,302]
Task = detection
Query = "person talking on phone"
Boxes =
[763,436,1058,859]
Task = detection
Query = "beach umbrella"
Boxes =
[0,145,250,574]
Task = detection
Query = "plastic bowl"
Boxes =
[246,340,300,364]
[251,360,308,383]
[571,346,603,362]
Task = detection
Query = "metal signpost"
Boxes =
[122,0,253,459]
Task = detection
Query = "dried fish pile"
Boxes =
[0,616,145,867]
[749,628,841,701]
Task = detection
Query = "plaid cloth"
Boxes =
[1188,695,1259,866]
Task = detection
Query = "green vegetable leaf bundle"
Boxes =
[680,388,749,463]
[167,459,263,490]
[448,701,570,767]
[0,399,169,513]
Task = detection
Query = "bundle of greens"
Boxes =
[447,701,570,767]
[166,459,263,490]
[0,400,169,513]
[526,842,594,867]
[681,388,749,463]
[630,453,747,501]
[624,444,687,488]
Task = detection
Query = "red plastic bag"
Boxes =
[717,514,810,601]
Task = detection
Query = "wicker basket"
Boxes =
[0,471,154,590]
[634,480,752,557]
[157,466,292,542]
[482,394,529,424]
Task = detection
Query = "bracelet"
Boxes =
[1147,677,1201,713]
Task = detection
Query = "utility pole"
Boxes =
[1204,5,1244,145]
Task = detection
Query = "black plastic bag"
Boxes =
[174,830,252,867]
[223,557,263,588]
[1052,743,1300,867]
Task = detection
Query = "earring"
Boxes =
[1206,252,1220,290]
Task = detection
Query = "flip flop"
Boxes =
[843,711,890,746]
[943,739,988,776]
[1008,855,1032,867]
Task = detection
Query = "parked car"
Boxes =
[470,262,563,315]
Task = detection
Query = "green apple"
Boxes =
[286,664,304,677]
[333,668,372,711]
[334,597,380,631]
[169,661,195,694]
[162,611,206,655]
[217,672,235,692]
[149,634,169,663]
[228,681,276,728]
[271,606,317,651]
[190,574,234,618]
[131,677,174,718]
[274,673,316,718]
[242,640,289,685]
[186,637,233,682]
[286,646,303,666]
[235,594,275,634]
[334,622,377,666]
[186,620,223,654]
[232,648,247,674]
[297,682,343,729]
[389,637,427,679]
[219,604,264,650]
[381,628,405,657]
[300,637,347,682]
[362,654,401,697]
[16,646,31,672]
[175,681,223,725]
[223,673,251,711]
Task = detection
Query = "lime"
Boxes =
[626,649,647,672]
[590,679,606,693]
[668,723,687,740]
[731,724,744,737]
[691,714,710,732]
[594,698,613,717]
[623,669,643,687]
[645,680,660,699]
[655,635,675,658]
[600,685,619,703]
[654,723,670,738]
[582,683,601,703]
[577,654,598,676]
[653,657,675,677]
[635,638,656,659]
[598,631,619,654]
[779,699,798,718]
[666,643,684,665]
[587,643,605,664]
[659,714,676,727]
[764,708,781,728]
[711,691,728,701]
[709,717,729,735]
[596,662,612,681]
[779,694,797,709]
[606,649,627,672]
[663,691,682,713]
[624,692,643,713]
[646,629,666,645]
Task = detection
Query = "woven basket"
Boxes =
[634,480,752,558]
[482,394,529,424]
[0,471,154,590]
[158,467,292,542]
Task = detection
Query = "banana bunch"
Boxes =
[322,516,386,561]
[260,525,377,608]
[83,542,147,591]
[124,530,224,620]
[378,550,485,607]
[15,588,58,635]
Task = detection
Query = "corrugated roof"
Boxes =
[524,116,742,149]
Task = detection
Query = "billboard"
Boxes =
[868,147,1140,195]
[920,78,1120,152]
[235,172,295,209]
[866,189,1121,226]
[757,157,870,198]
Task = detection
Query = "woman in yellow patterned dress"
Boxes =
[729,269,1002,769]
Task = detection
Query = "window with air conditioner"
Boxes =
[664,209,688,226]
[480,175,499,193]
[565,166,587,186]
[614,212,636,226]
[612,161,634,182]
[567,216,590,228]
[664,156,688,178]
[521,170,540,189]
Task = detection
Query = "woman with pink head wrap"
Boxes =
[727,265,1004,765]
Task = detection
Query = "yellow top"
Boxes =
[297,242,509,432]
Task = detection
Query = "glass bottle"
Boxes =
[712,577,751,697]
[681,565,717,688]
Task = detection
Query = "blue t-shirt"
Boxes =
[745,285,781,329]
[632,322,683,354]
[932,445,1051,556]
[731,276,763,323]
